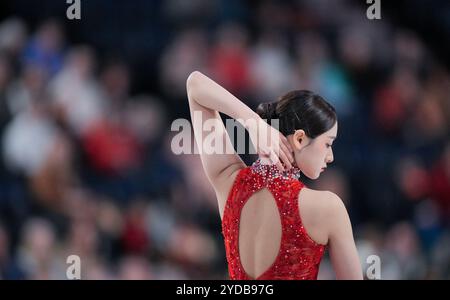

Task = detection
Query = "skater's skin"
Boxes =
[186,71,363,280]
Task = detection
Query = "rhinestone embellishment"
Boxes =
[250,158,301,181]
[221,159,326,280]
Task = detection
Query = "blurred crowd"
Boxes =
[0,0,449,279]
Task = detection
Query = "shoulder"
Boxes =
[298,187,337,205]
[324,191,347,216]
[318,191,351,238]
[297,188,340,245]
[299,188,347,220]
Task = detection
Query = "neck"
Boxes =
[251,158,301,181]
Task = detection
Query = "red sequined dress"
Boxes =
[221,159,327,280]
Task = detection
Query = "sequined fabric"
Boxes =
[221,159,326,280]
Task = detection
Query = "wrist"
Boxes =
[242,111,261,129]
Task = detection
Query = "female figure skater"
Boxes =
[186,71,363,280]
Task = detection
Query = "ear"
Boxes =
[292,129,309,150]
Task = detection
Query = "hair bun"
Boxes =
[256,102,278,120]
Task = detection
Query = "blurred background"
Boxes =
[0,0,449,280]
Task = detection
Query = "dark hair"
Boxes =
[256,90,337,139]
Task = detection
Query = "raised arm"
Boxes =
[186,70,250,185]
[326,192,364,280]
[186,71,293,218]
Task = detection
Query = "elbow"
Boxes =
[186,71,203,95]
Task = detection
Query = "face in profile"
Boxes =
[290,122,337,180]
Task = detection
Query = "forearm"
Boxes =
[186,71,260,128]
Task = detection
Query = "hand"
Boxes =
[248,118,295,171]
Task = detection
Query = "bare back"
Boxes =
[218,164,328,279]
[186,71,362,279]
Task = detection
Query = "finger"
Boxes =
[273,140,292,168]
[284,140,294,158]
[269,151,284,171]
[279,140,294,163]
[259,147,271,157]
[281,135,294,153]
[268,150,278,163]
[276,161,284,172]
[259,147,270,157]
[280,142,294,163]
[278,147,293,169]
[279,134,293,155]
[275,159,284,172]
